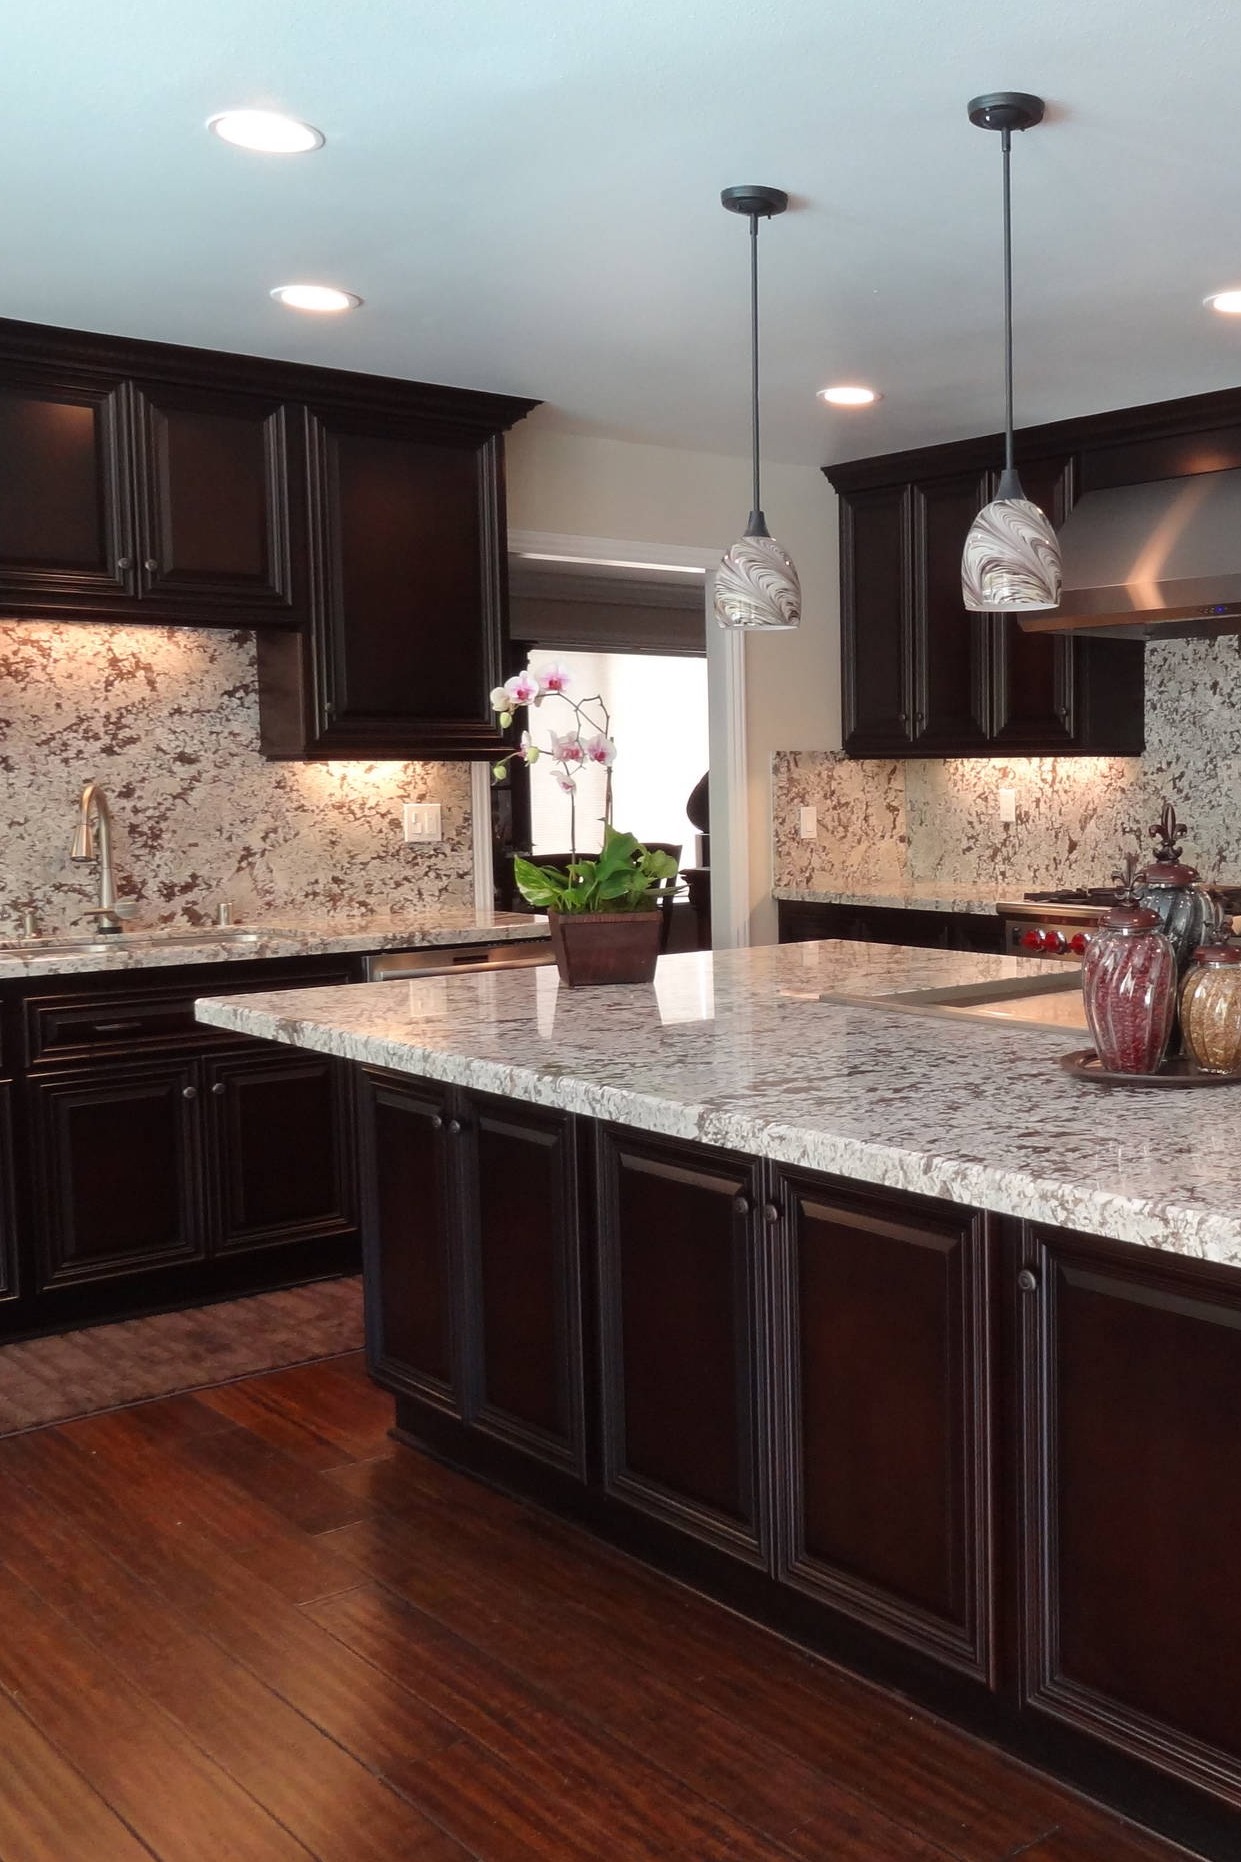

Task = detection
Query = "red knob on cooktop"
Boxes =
[1021,929,1042,950]
[1041,929,1066,954]
[1069,932,1089,955]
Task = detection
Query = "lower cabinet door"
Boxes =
[461,1092,586,1475]
[358,1068,460,1411]
[27,1060,204,1288]
[594,1127,772,1564]
[205,1049,355,1255]
[0,1081,17,1303]
[1018,1228,1241,1804]
[775,1169,996,1684]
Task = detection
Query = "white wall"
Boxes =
[506,419,840,942]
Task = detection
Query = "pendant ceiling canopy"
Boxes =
[714,185,801,632]
[960,91,1062,615]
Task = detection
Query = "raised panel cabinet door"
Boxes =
[986,455,1077,751]
[840,484,915,755]
[775,1171,996,1684]
[460,1093,586,1476]
[909,472,991,753]
[129,381,299,620]
[0,367,133,610]
[594,1126,772,1564]
[297,406,509,757]
[1018,1228,1241,1808]
[204,1050,355,1256]
[357,1068,461,1411]
[0,1082,17,1303]
[26,1060,204,1289]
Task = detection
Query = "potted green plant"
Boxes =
[491,662,680,986]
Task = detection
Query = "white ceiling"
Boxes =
[6,0,1241,467]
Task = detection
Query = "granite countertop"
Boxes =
[197,939,1241,1269]
[0,910,549,980]
[774,884,1004,916]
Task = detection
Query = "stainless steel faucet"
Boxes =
[71,781,127,935]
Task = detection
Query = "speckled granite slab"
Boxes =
[0,912,549,980]
[774,885,1004,916]
[197,941,1241,1269]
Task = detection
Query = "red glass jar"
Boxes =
[1081,895,1177,1074]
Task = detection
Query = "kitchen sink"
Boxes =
[0,927,270,958]
[818,970,1090,1033]
[0,936,118,956]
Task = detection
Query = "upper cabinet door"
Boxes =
[840,484,915,755]
[129,381,301,624]
[985,454,1078,752]
[0,365,134,611]
[910,472,991,753]
[277,405,508,758]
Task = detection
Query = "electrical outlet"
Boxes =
[998,786,1017,825]
[799,805,818,840]
[403,802,443,843]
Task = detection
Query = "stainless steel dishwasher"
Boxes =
[363,939,555,981]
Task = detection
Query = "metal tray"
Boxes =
[1059,1048,1241,1087]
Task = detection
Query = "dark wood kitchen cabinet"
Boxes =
[0,336,300,627]
[256,399,517,758]
[594,1126,773,1566]
[4,956,361,1338]
[0,317,536,759]
[359,1072,586,1473]
[831,446,1144,758]
[773,1169,996,1684]
[28,1057,205,1285]
[1016,1224,1241,1815]
[0,1081,19,1305]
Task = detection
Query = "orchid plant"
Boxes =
[490,659,680,915]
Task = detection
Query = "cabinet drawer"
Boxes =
[26,986,211,1064]
[21,960,357,1067]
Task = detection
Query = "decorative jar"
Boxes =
[1135,801,1221,974]
[1081,886,1177,1075]
[1179,943,1241,1075]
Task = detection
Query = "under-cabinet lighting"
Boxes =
[208,110,324,154]
[270,284,361,313]
[1205,289,1241,315]
[520,553,705,574]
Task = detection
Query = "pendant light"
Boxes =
[960,93,1062,614]
[714,185,801,631]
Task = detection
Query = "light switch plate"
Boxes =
[798,805,818,840]
[403,802,443,842]
[998,786,1017,825]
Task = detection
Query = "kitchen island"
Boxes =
[197,941,1241,1859]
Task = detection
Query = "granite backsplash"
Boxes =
[774,637,1241,897]
[0,623,474,933]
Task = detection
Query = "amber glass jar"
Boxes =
[1180,943,1241,1075]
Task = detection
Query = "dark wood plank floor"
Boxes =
[0,1353,1192,1862]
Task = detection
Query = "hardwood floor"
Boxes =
[0,1353,1191,1861]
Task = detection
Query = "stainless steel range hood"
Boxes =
[1018,469,1241,639]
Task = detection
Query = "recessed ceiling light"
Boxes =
[270,284,361,313]
[208,109,324,154]
[1204,289,1241,315]
[818,385,881,407]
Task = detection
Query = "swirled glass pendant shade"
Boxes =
[714,528,802,630]
[961,478,1062,613]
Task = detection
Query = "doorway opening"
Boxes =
[494,556,711,949]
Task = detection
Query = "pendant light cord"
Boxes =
[1001,126,1014,475]
[749,210,763,528]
